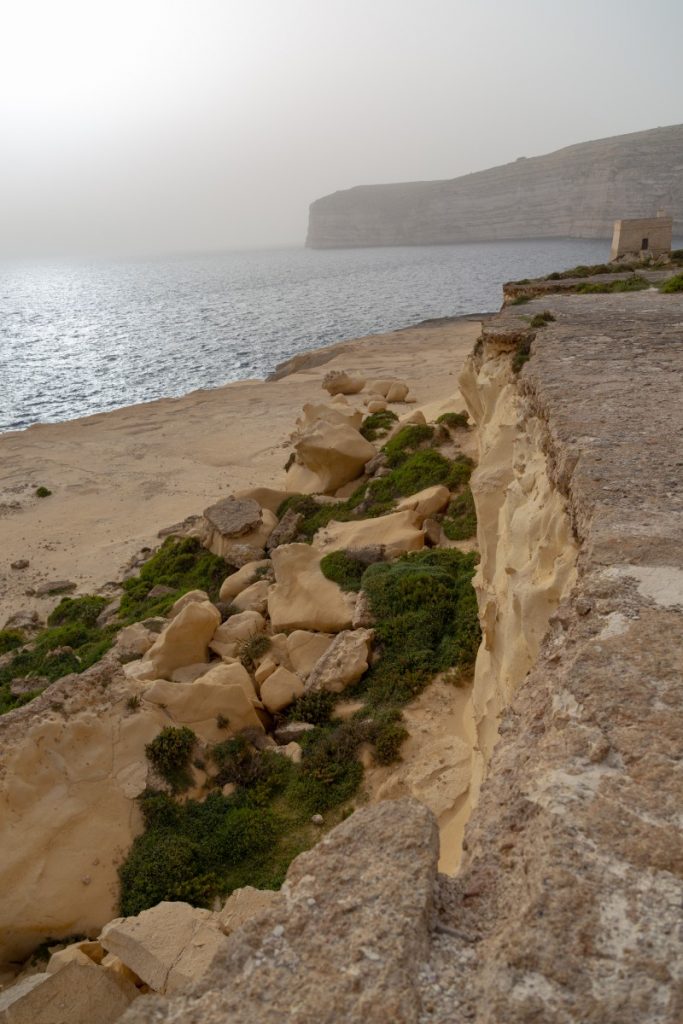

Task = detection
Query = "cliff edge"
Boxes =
[306,124,683,248]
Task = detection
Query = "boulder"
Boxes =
[232,580,270,614]
[352,590,375,629]
[275,741,303,763]
[193,661,259,703]
[273,721,316,744]
[218,888,281,936]
[201,497,262,538]
[210,610,265,659]
[219,560,271,602]
[268,544,354,633]
[232,487,290,515]
[287,421,375,495]
[260,666,304,714]
[400,409,426,426]
[396,484,451,519]
[368,378,409,398]
[120,801,439,1024]
[321,369,365,396]
[47,939,104,973]
[100,901,228,996]
[142,678,263,743]
[0,959,137,1023]
[143,601,221,679]
[254,658,277,686]
[305,629,373,693]
[386,381,410,402]
[315,510,425,558]
[169,662,213,683]
[202,508,277,563]
[113,623,156,661]
[296,401,363,431]
[266,508,303,550]
[367,399,388,413]
[286,630,334,679]
[168,589,209,618]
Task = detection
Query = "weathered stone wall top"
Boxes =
[307,123,683,248]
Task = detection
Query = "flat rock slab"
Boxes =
[202,498,262,538]
[122,799,439,1024]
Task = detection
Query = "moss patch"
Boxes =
[119,538,232,623]
[442,486,477,541]
[320,551,366,591]
[359,409,398,441]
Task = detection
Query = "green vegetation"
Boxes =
[659,273,683,293]
[48,595,108,629]
[320,551,366,592]
[237,633,271,670]
[383,424,434,467]
[0,629,24,656]
[670,249,683,264]
[286,689,337,725]
[544,261,638,280]
[359,409,398,441]
[119,538,232,622]
[442,486,477,541]
[35,486,52,498]
[512,334,533,374]
[145,726,197,793]
[435,411,469,429]
[529,310,556,328]
[576,276,649,294]
[510,295,531,305]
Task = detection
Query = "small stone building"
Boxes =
[610,211,672,261]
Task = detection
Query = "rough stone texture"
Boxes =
[306,123,683,247]
[321,369,366,396]
[285,629,334,679]
[314,509,424,557]
[217,888,281,935]
[168,589,210,618]
[287,420,376,495]
[218,561,271,602]
[100,902,228,995]
[201,497,262,538]
[267,543,355,633]
[122,799,440,1024]
[142,677,263,744]
[305,628,373,694]
[0,959,138,1023]
[143,601,221,679]
[260,665,304,713]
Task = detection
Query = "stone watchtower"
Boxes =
[610,210,672,261]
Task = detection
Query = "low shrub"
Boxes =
[359,409,398,441]
[286,689,337,726]
[145,726,196,793]
[0,629,24,655]
[320,551,365,591]
[659,273,683,293]
[119,538,232,623]
[382,424,434,467]
[512,335,533,373]
[576,276,649,294]
[47,595,108,629]
[529,310,555,328]
[35,486,52,498]
[237,633,271,670]
[442,486,477,541]
[435,411,469,429]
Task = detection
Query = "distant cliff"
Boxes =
[306,124,683,248]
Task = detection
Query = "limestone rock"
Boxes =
[201,497,262,538]
[202,507,277,563]
[400,409,426,426]
[305,628,373,693]
[322,369,365,396]
[232,487,290,515]
[193,661,258,703]
[273,721,316,744]
[121,800,439,1024]
[210,610,265,658]
[352,589,375,629]
[288,420,375,495]
[169,662,212,683]
[396,484,451,519]
[286,629,334,679]
[143,601,220,679]
[168,589,209,618]
[315,510,425,557]
[268,544,354,633]
[0,959,137,1023]
[266,508,303,550]
[113,623,155,660]
[100,901,228,995]
[254,658,277,686]
[142,677,263,743]
[46,939,104,973]
[386,381,410,402]
[219,560,271,602]
[232,580,270,614]
[367,399,387,413]
[218,887,281,936]
[260,665,304,713]
[296,400,363,431]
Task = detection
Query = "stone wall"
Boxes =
[610,214,673,259]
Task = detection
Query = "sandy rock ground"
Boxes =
[0,318,480,627]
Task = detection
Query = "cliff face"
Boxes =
[306,124,683,248]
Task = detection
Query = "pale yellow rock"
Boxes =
[288,420,375,495]
[322,369,366,396]
[286,630,334,679]
[260,666,304,713]
[367,378,396,397]
[114,623,155,659]
[218,887,280,936]
[386,381,410,402]
[295,401,363,431]
[218,560,271,602]
[306,629,373,693]
[169,589,209,618]
[400,409,426,426]
[100,901,228,996]
[276,741,303,763]
[315,510,425,557]
[193,661,258,703]
[396,484,450,518]
[367,399,388,413]
[334,476,366,499]
[122,659,158,683]
[170,662,213,683]
[142,678,263,743]
[232,580,270,614]
[46,939,104,973]
[268,544,354,633]
[233,487,290,515]
[212,610,265,645]
[207,510,277,562]
[0,959,137,1023]
[101,953,143,989]
[143,601,221,680]
[254,657,277,686]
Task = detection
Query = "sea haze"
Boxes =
[1,238,614,433]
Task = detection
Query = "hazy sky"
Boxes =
[2,0,682,253]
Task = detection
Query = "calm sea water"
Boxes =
[0,238,614,433]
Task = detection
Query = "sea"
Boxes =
[0,238,616,434]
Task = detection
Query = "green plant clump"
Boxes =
[47,595,109,629]
[286,688,337,725]
[359,409,398,441]
[435,411,469,429]
[319,550,366,592]
[237,633,271,670]
[529,310,556,329]
[442,486,477,541]
[119,538,232,623]
[35,486,52,498]
[0,629,25,656]
[382,424,434,467]
[576,276,649,295]
[145,726,197,793]
[659,273,683,293]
